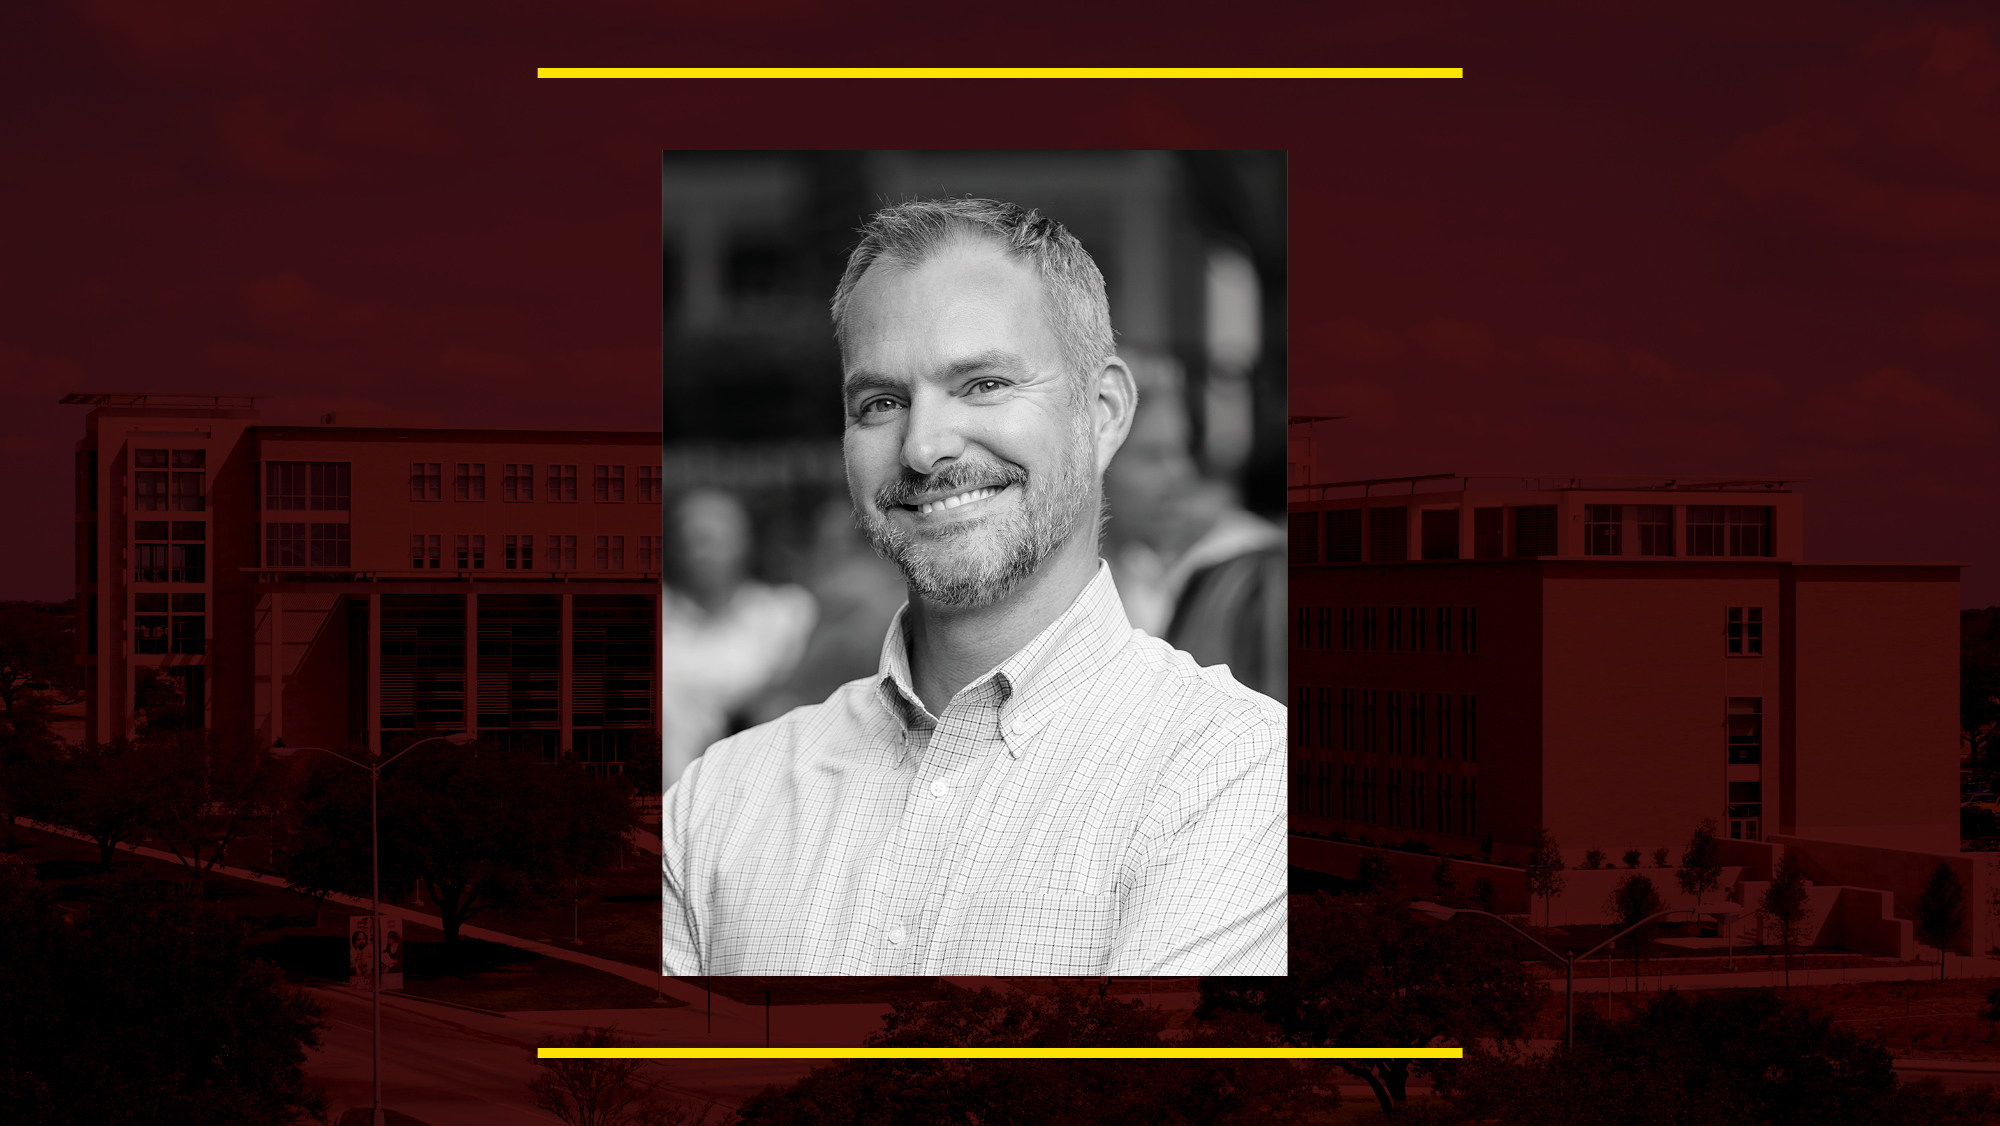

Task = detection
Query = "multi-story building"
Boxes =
[65,392,662,770]
[1288,472,1961,863]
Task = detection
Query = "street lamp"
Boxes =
[1409,900,1726,1052]
[273,732,473,1126]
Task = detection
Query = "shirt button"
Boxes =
[930,778,950,799]
[886,924,907,946]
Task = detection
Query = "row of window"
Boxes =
[133,544,204,583]
[1294,761,1479,836]
[1295,605,1480,654]
[1295,686,1480,760]
[134,449,205,512]
[1291,503,1778,563]
[133,615,203,654]
[408,463,662,504]
[404,534,662,572]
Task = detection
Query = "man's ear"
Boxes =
[1091,356,1138,472]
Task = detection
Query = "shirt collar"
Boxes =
[875,561,1135,758]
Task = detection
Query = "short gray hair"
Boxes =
[831,198,1116,385]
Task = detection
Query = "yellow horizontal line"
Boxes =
[538,1047,1464,1059]
[536,67,1461,80]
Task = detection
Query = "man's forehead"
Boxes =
[840,243,1060,380]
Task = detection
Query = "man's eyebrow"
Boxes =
[842,371,904,399]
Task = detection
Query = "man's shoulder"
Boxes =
[692,674,885,780]
[1105,630,1286,745]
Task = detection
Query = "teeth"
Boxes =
[918,486,1002,515]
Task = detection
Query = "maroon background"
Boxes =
[5,1,1997,609]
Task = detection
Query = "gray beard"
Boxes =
[852,430,1096,611]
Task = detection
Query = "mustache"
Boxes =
[875,460,1028,509]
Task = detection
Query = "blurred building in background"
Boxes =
[660,151,1288,756]
[64,392,662,772]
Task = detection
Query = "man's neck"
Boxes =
[903,534,1101,715]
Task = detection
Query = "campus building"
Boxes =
[1287,473,1962,865]
[64,392,663,770]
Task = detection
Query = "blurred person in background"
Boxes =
[659,487,816,785]
[1106,351,1286,702]
[746,494,907,726]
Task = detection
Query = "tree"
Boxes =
[0,608,70,722]
[531,1027,712,1126]
[1581,848,1606,870]
[736,984,1337,1125]
[44,740,156,868]
[0,858,328,1125]
[1759,852,1813,987]
[1607,874,1665,991]
[0,691,62,849]
[1524,829,1566,928]
[1430,856,1460,906]
[1979,986,2000,1042]
[132,665,186,734]
[1677,819,1722,910]
[285,738,638,944]
[138,729,289,893]
[1651,846,1670,868]
[1198,891,1548,1116]
[1913,862,1968,981]
[1392,988,1938,1126]
[1622,848,1642,869]
[1355,849,1398,894]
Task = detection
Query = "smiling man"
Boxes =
[661,198,1286,976]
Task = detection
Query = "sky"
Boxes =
[3,2,1996,604]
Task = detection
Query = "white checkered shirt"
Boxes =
[661,561,1287,977]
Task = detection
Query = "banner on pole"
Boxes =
[347,912,406,990]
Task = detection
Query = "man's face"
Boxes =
[840,239,1098,610]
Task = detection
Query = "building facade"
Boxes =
[66,392,662,770]
[1288,473,1960,863]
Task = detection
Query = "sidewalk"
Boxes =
[1541,955,2000,994]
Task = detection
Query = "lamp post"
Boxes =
[273,732,473,1126]
[1409,901,1742,1052]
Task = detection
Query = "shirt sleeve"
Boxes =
[661,756,706,978]
[1106,702,1289,976]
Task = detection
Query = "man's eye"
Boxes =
[859,397,903,415]
[968,378,1008,395]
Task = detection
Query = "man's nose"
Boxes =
[899,389,968,476]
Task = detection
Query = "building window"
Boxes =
[172,521,204,541]
[134,615,168,654]
[503,464,535,501]
[172,449,204,469]
[309,463,350,510]
[1460,606,1478,654]
[1388,769,1402,828]
[1728,506,1773,557]
[266,523,307,567]
[135,452,168,510]
[1328,509,1363,562]
[455,463,486,501]
[170,544,205,583]
[171,615,205,655]
[1636,504,1673,556]
[1473,507,1504,559]
[1361,607,1377,651]
[171,470,205,512]
[636,535,657,570]
[1464,777,1477,837]
[1584,504,1622,556]
[1341,764,1355,820]
[1339,688,1355,752]
[267,463,307,510]
[638,465,661,502]
[1514,504,1557,557]
[172,593,204,613]
[1687,505,1726,556]
[1436,606,1452,653]
[1435,692,1452,758]
[135,520,168,540]
[1410,606,1426,652]
[1727,697,1762,764]
[1461,694,1478,761]
[1726,606,1763,656]
[1387,690,1402,753]
[1386,606,1402,652]
[1436,774,1449,835]
[136,593,168,612]
[1316,607,1332,649]
[593,535,624,570]
[410,534,441,569]
[1413,771,1426,830]
[549,534,576,571]
[547,465,578,502]
[505,534,536,569]
[1294,606,1310,649]
[1339,606,1355,651]
[594,465,625,502]
[455,534,486,569]
[134,544,169,583]
[1369,507,1408,562]
[1728,780,1761,841]
[309,524,350,567]
[1420,509,1459,559]
[1289,512,1319,565]
[1410,691,1426,757]
[410,463,441,501]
